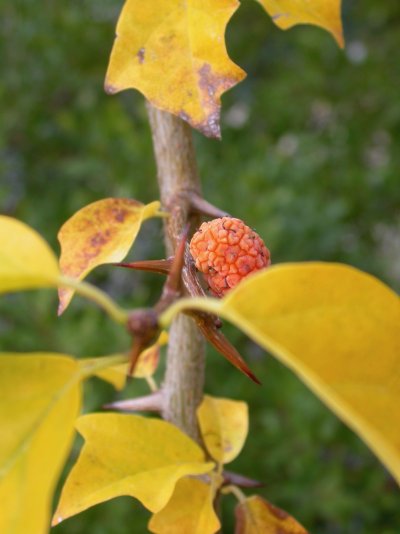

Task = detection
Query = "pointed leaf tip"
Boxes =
[235,495,308,534]
[105,0,246,138]
[54,413,214,521]
[257,0,344,48]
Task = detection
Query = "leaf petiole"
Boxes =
[58,276,129,325]
[159,297,222,327]
[221,484,246,504]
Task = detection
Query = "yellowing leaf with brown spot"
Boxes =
[0,354,81,534]
[58,198,161,314]
[105,0,245,138]
[53,413,214,523]
[257,0,344,47]
[161,263,400,484]
[0,216,60,294]
[148,477,220,534]
[197,395,248,464]
[235,495,308,534]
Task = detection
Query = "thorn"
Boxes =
[188,191,230,219]
[190,311,261,385]
[156,226,189,313]
[126,309,160,375]
[114,258,172,275]
[103,391,164,412]
[128,340,143,375]
[223,470,264,488]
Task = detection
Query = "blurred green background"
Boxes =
[1,0,400,532]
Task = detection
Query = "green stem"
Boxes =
[58,276,129,325]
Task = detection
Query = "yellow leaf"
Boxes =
[257,0,344,48]
[0,354,81,534]
[85,331,168,389]
[0,216,60,294]
[197,395,248,464]
[79,353,130,390]
[148,477,220,534]
[105,0,245,138]
[133,330,168,379]
[58,198,161,313]
[235,495,308,534]
[161,263,400,484]
[53,413,214,523]
[85,358,128,390]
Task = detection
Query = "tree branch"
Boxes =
[146,102,205,442]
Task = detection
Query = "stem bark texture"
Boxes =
[146,103,205,442]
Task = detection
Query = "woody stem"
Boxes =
[146,102,205,442]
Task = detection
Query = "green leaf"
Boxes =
[161,263,400,484]
[0,216,60,294]
[53,413,214,523]
[0,354,81,534]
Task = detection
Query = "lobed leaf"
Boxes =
[148,477,220,534]
[235,495,308,534]
[197,395,248,464]
[58,198,161,314]
[257,0,344,47]
[0,216,60,294]
[53,413,214,523]
[0,354,81,534]
[105,0,245,138]
[161,263,400,484]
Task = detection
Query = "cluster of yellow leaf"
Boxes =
[0,207,168,534]
[0,199,163,321]
[105,0,343,137]
[161,264,400,488]
[2,209,400,532]
[52,394,302,533]
[0,353,129,534]
[0,347,305,534]
[52,395,249,531]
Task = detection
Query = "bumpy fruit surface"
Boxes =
[189,217,271,297]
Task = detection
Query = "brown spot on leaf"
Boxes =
[90,232,108,247]
[112,208,128,223]
[267,502,289,520]
[137,47,145,64]
[195,63,244,139]
[104,82,118,95]
[272,12,289,21]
